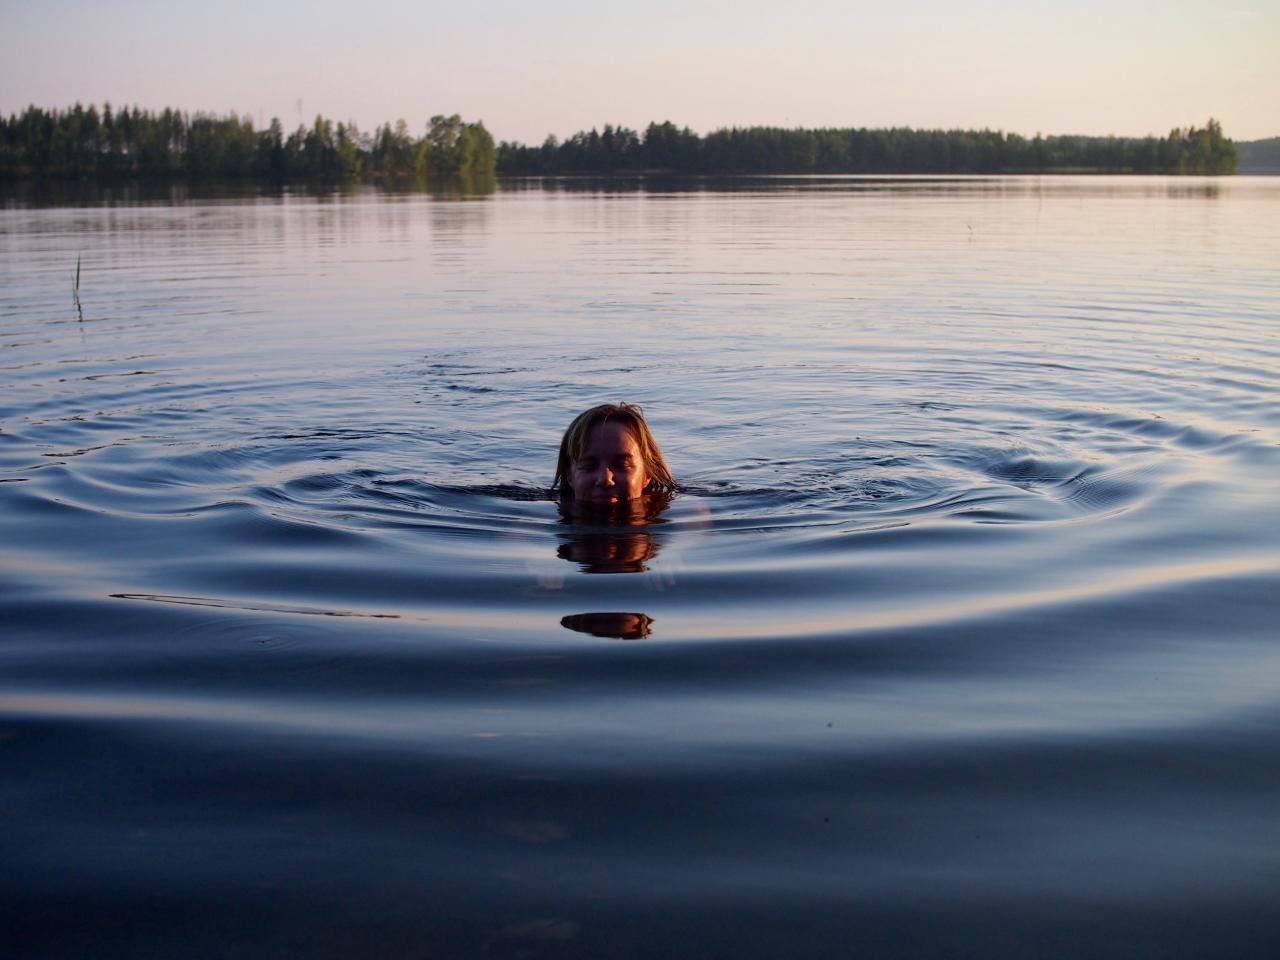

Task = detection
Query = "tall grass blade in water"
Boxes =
[73,254,83,321]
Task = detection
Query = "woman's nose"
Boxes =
[597,465,614,485]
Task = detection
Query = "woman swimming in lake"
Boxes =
[552,403,676,508]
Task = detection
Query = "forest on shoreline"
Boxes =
[0,103,1238,183]
[500,119,1236,176]
[0,105,495,183]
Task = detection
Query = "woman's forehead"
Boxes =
[582,420,641,452]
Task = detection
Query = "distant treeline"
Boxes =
[497,119,1237,175]
[1,104,1239,182]
[0,103,495,181]
[1235,136,1280,174]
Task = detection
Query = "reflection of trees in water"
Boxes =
[561,612,653,640]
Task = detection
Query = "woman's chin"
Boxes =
[559,491,671,525]
[575,495,636,514]
[580,491,630,506]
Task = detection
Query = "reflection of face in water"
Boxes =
[561,612,653,640]
[555,493,669,574]
[554,495,668,640]
[556,531,658,573]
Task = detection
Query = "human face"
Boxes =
[569,421,651,505]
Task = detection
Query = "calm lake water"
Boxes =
[2,175,1278,958]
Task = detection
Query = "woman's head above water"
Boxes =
[553,403,676,506]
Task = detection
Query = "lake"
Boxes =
[2,175,1278,958]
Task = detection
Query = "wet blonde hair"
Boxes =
[552,403,676,499]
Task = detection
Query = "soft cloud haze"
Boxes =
[3,0,1276,142]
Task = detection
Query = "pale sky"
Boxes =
[2,0,1276,143]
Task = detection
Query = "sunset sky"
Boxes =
[3,0,1276,143]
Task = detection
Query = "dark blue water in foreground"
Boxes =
[2,176,1278,958]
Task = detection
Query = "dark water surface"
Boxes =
[2,176,1278,958]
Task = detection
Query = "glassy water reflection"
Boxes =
[1,176,1278,959]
